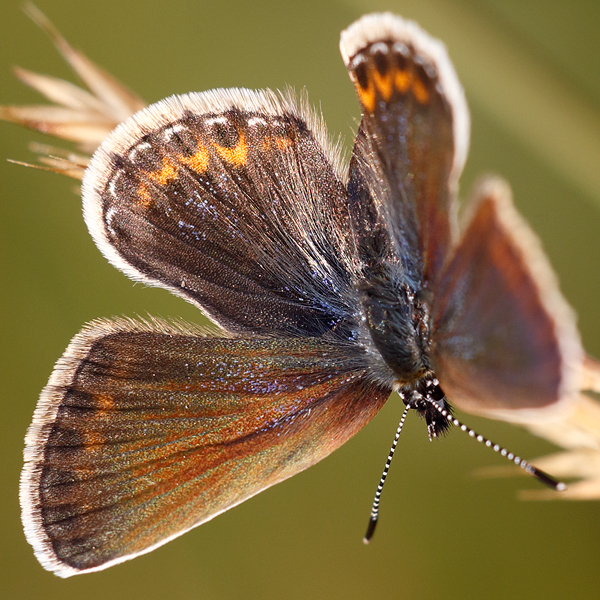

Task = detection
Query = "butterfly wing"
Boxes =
[340,14,470,283]
[340,15,583,422]
[21,318,389,577]
[82,89,358,336]
[431,178,583,421]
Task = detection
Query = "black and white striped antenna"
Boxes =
[363,399,566,543]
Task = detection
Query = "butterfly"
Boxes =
[16,12,585,577]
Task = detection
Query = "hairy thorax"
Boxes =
[359,263,431,385]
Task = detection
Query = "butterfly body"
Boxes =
[360,267,432,382]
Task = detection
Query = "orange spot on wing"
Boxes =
[179,144,209,172]
[353,61,431,111]
[395,69,413,94]
[96,394,115,411]
[138,183,153,206]
[212,130,248,167]
[274,136,293,150]
[355,79,376,113]
[146,160,178,184]
[83,431,105,445]
[373,70,393,101]
[412,78,430,104]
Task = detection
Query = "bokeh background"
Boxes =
[1,0,600,598]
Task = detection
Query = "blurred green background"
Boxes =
[1,0,600,598]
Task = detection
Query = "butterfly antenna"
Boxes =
[429,402,567,492]
[363,403,411,544]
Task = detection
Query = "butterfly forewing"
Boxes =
[340,15,469,283]
[431,178,583,420]
[82,90,358,336]
[22,318,389,576]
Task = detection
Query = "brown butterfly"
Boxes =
[5,11,594,577]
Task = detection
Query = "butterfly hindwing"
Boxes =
[82,89,358,336]
[22,318,389,576]
[431,178,583,420]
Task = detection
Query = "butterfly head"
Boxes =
[398,375,453,440]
